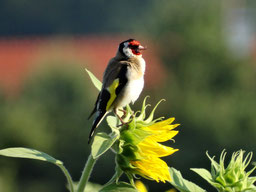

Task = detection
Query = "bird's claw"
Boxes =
[118,109,127,118]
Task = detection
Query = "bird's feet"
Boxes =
[118,109,127,118]
[116,111,135,127]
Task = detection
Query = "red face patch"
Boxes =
[129,40,141,55]
[129,40,141,47]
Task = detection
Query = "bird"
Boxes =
[88,39,146,143]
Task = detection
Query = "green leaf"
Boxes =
[0,147,75,192]
[0,147,62,165]
[191,168,223,189]
[83,182,102,192]
[191,168,213,184]
[106,116,118,130]
[99,182,137,192]
[91,132,119,159]
[85,68,102,91]
[168,167,206,192]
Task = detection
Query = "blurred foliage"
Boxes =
[0,0,150,36]
[137,0,256,191]
[143,0,256,148]
[0,61,116,191]
[1,0,256,191]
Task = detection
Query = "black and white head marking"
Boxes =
[118,39,135,58]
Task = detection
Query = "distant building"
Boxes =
[0,36,166,95]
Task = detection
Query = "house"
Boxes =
[0,36,167,95]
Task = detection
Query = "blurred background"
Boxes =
[0,0,256,191]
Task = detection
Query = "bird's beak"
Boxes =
[138,45,147,50]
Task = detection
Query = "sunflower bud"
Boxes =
[197,150,256,192]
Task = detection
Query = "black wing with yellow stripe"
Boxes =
[88,64,128,143]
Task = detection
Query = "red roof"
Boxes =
[0,36,167,95]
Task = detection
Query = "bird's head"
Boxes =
[118,39,146,58]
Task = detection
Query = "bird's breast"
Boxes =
[114,77,144,108]
[112,57,145,109]
[126,77,144,103]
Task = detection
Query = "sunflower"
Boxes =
[116,117,179,183]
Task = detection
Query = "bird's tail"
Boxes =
[88,110,108,144]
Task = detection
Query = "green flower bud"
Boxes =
[207,150,256,192]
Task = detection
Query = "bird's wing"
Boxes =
[88,61,129,143]
[88,60,129,118]
[102,60,129,110]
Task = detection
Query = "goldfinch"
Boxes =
[88,39,146,143]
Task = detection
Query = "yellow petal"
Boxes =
[166,189,178,192]
[145,118,175,130]
[132,157,171,182]
[148,130,179,142]
[148,124,180,131]
[135,180,148,192]
[139,139,179,157]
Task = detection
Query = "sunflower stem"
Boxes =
[77,154,97,192]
